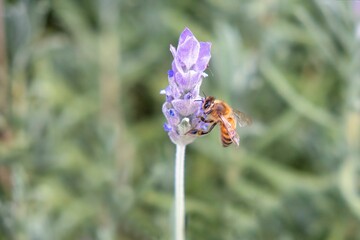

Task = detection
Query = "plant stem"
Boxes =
[175,144,186,240]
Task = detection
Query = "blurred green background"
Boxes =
[1,0,360,239]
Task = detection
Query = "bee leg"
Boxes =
[196,116,214,123]
[186,122,217,136]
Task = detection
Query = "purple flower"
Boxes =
[161,28,211,145]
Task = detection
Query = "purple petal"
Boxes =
[169,85,181,99]
[166,95,174,102]
[174,72,187,90]
[170,45,177,58]
[162,103,180,125]
[160,85,177,101]
[175,71,202,91]
[194,42,211,72]
[187,70,203,88]
[172,60,184,76]
[191,82,202,97]
[163,123,172,132]
[176,36,200,70]
[168,72,177,87]
[178,27,194,45]
[172,99,200,116]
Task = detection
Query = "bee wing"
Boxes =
[233,110,252,128]
[219,115,240,146]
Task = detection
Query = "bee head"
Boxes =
[203,96,215,114]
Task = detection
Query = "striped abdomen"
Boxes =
[220,117,236,147]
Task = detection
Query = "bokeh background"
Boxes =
[1,0,360,239]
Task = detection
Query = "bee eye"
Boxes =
[204,101,210,109]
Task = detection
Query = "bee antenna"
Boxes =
[202,91,207,98]
[194,99,203,102]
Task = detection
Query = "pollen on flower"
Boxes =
[161,27,211,145]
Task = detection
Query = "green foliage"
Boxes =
[0,0,359,239]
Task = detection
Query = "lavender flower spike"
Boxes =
[161,27,211,145]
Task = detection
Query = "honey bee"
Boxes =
[188,96,252,147]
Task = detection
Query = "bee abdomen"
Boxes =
[221,138,232,147]
[220,126,232,147]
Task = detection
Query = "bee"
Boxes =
[188,96,252,147]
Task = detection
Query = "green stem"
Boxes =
[175,144,186,240]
